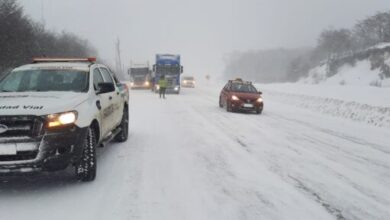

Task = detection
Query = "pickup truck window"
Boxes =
[0,69,88,92]
[93,68,104,90]
[100,68,114,83]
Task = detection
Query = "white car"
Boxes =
[0,58,129,181]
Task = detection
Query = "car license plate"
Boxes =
[243,103,253,108]
[0,143,17,155]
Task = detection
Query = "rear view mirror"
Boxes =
[97,82,115,94]
[180,66,183,74]
[258,91,262,95]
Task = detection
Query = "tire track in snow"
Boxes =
[186,86,390,220]
[290,177,346,220]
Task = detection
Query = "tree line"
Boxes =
[0,0,96,75]
[224,11,390,83]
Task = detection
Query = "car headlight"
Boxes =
[156,85,160,90]
[144,81,150,86]
[257,97,263,102]
[183,80,187,83]
[231,95,239,101]
[47,111,78,127]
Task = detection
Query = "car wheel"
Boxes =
[75,127,97,182]
[256,109,262,115]
[115,106,129,142]
[226,101,232,112]
[219,97,223,108]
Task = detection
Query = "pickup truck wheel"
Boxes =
[75,127,97,182]
[114,107,129,142]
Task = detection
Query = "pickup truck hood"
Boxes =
[0,92,89,116]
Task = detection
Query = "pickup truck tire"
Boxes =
[114,106,129,142]
[75,127,97,182]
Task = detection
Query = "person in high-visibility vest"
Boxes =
[158,75,168,99]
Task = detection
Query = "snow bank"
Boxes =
[256,83,390,128]
[301,60,386,87]
[301,43,390,87]
[300,65,328,84]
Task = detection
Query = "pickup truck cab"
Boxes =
[0,58,129,181]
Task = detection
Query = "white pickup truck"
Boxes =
[0,58,129,181]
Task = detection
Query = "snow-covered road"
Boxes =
[1,84,389,220]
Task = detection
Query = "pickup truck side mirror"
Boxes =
[97,82,115,94]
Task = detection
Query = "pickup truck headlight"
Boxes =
[47,111,78,127]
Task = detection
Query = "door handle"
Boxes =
[96,100,101,110]
[109,96,112,100]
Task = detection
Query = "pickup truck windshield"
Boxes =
[0,69,88,92]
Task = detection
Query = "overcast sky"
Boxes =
[19,0,390,77]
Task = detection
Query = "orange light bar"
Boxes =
[32,57,97,63]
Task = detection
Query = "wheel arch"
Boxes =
[90,119,100,144]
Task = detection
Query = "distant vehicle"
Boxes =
[128,62,151,89]
[152,54,183,94]
[219,79,264,114]
[0,58,129,182]
[182,76,196,88]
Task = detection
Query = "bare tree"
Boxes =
[0,0,97,74]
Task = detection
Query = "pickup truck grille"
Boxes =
[0,151,38,162]
[0,116,44,140]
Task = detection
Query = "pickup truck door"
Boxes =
[93,68,112,139]
[110,71,126,127]
[99,67,122,131]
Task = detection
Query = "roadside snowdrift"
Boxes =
[301,43,390,87]
[302,60,385,86]
[257,84,390,128]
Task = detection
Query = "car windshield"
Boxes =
[230,83,257,93]
[0,69,88,92]
[184,77,194,80]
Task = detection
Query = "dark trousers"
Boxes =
[159,87,166,98]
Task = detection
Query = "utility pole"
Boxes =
[40,0,46,26]
[115,38,124,78]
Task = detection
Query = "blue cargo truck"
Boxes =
[152,54,183,94]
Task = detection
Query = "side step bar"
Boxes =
[98,127,121,148]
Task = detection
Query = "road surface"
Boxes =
[1,84,389,220]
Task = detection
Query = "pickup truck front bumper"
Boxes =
[0,125,88,174]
